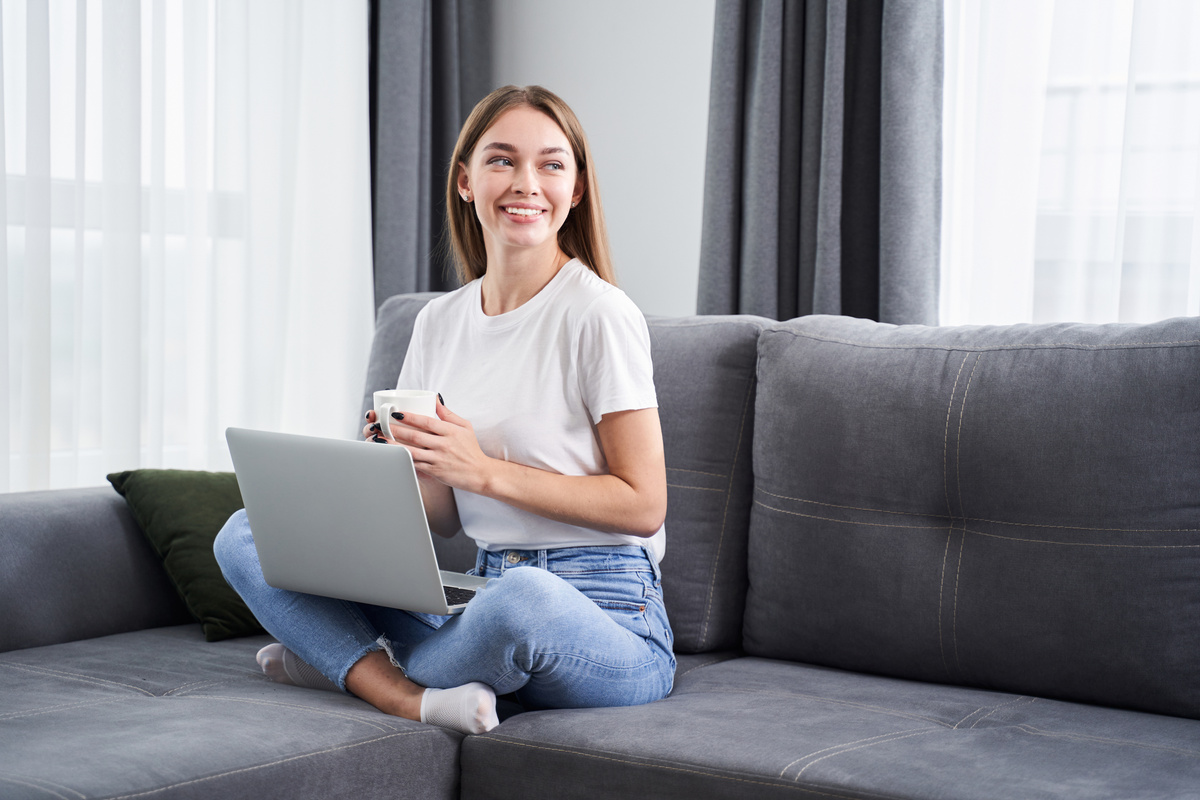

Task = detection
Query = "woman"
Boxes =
[214,85,674,735]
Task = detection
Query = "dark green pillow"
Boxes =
[107,469,265,642]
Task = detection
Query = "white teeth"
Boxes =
[505,207,542,216]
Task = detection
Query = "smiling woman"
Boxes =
[214,84,676,737]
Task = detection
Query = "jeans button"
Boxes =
[506,551,521,564]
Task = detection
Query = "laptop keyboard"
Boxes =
[444,585,477,606]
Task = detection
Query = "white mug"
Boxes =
[373,389,437,443]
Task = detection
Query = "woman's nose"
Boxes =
[511,162,539,194]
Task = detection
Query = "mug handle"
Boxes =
[379,403,400,443]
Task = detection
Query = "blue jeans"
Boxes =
[213,510,675,710]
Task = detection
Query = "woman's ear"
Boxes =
[572,176,585,208]
[456,162,471,201]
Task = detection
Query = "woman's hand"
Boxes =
[363,409,388,443]
[379,401,494,495]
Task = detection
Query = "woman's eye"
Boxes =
[488,157,512,167]
[544,162,564,171]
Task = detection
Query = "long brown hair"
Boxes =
[445,85,616,286]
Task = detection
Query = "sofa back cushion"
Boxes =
[648,316,766,652]
[745,314,1200,719]
[0,487,191,652]
[367,294,765,653]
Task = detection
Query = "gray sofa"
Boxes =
[4,293,1200,799]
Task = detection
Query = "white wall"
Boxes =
[490,0,715,317]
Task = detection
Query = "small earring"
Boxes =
[462,194,471,202]
[571,201,578,208]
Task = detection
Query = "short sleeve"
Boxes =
[576,291,658,424]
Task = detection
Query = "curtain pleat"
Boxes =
[699,0,942,325]
[368,0,491,307]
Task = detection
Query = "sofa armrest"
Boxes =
[0,486,190,653]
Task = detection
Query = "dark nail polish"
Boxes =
[373,436,386,443]
[438,393,445,405]
[370,423,380,432]
[365,411,371,420]
[391,412,404,420]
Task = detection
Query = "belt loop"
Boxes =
[537,549,548,570]
[647,548,662,582]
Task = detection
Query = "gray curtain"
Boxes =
[699,0,942,324]
[369,0,491,309]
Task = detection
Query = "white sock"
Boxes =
[420,682,499,735]
[256,643,339,692]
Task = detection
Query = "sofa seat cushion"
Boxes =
[0,625,462,800]
[461,656,1200,800]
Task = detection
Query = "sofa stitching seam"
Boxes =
[765,328,1200,351]
[751,500,1200,546]
[0,697,124,722]
[102,731,430,799]
[0,769,87,799]
[754,488,1200,533]
[778,727,933,779]
[181,693,401,733]
[960,696,1037,729]
[791,729,939,781]
[940,354,971,682]
[671,687,952,728]
[1012,723,1200,759]
[698,373,754,648]
[0,661,156,696]
[477,735,908,799]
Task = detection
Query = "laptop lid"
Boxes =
[225,427,487,615]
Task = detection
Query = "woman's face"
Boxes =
[458,105,584,263]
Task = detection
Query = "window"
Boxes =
[941,0,1200,325]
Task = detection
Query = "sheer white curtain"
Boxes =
[1,0,374,492]
[942,0,1200,325]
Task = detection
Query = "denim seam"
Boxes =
[532,650,659,672]
[699,372,754,650]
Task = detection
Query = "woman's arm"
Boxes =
[364,410,462,537]
[386,403,667,538]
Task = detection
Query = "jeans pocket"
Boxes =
[591,598,652,639]
[581,570,656,639]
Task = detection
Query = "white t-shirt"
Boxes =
[397,259,666,561]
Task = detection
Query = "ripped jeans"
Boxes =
[213,510,675,709]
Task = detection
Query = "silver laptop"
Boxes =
[225,427,489,615]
